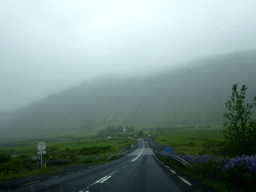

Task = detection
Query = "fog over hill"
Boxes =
[1,51,256,138]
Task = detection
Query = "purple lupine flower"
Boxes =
[152,138,256,176]
[247,166,254,172]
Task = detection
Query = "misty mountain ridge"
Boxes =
[1,50,256,138]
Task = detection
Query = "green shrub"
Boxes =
[81,159,93,164]
[188,142,196,147]
[0,153,10,163]
[0,156,33,174]
[79,146,112,155]
[46,160,71,166]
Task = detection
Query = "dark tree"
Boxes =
[139,130,143,137]
[99,129,106,135]
[126,126,135,133]
[106,126,111,134]
[110,126,115,133]
[223,84,256,156]
[0,153,10,163]
[117,126,123,132]
[126,126,130,132]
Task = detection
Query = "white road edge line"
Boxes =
[178,176,192,186]
[67,171,74,174]
[22,180,40,186]
[169,169,176,174]
[50,175,60,179]
[79,169,84,171]
[100,176,112,183]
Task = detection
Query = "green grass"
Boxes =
[146,126,227,156]
[0,138,136,180]
[0,166,63,180]
[0,138,134,155]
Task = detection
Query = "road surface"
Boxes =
[0,140,216,192]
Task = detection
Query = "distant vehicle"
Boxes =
[144,139,146,141]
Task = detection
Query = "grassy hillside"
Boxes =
[1,50,256,138]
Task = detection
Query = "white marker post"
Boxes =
[37,142,46,170]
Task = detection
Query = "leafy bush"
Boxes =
[79,146,112,155]
[188,142,196,147]
[0,153,10,163]
[0,156,32,174]
[81,159,93,164]
[46,159,71,166]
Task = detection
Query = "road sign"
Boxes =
[37,142,46,170]
[37,142,46,151]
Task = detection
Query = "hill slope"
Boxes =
[1,50,256,138]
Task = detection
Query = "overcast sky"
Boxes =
[1,0,256,111]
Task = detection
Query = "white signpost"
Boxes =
[37,142,46,170]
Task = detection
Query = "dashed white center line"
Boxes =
[122,164,129,169]
[22,181,40,186]
[50,175,60,179]
[81,169,120,191]
[108,169,119,176]
[67,171,74,175]
[99,176,112,183]
[169,169,176,174]
[164,165,169,168]
[178,176,192,186]
[95,176,108,184]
